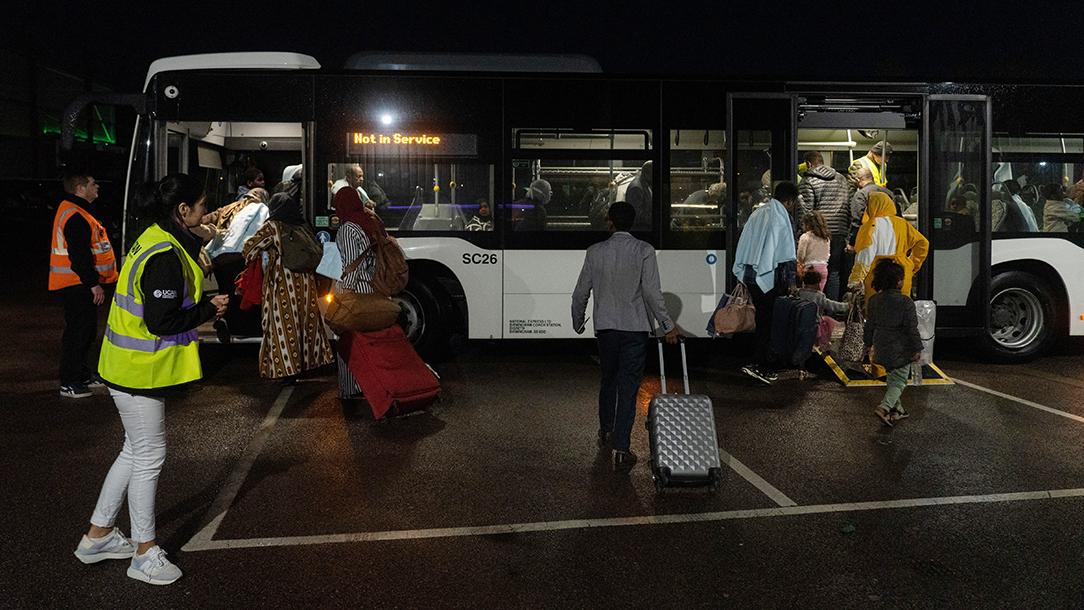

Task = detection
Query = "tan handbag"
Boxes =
[321,251,401,334]
[323,290,401,334]
[714,282,756,335]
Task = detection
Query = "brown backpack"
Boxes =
[362,233,408,295]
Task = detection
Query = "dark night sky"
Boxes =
[10,1,1084,91]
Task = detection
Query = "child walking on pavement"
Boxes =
[796,268,849,353]
[864,259,923,426]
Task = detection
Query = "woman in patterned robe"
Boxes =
[242,193,333,380]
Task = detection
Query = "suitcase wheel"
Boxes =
[652,466,670,493]
[708,468,722,494]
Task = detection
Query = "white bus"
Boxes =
[65,52,1084,362]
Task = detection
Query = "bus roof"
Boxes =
[145,52,321,89]
[343,52,602,73]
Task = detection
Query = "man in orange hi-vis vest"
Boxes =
[49,172,118,398]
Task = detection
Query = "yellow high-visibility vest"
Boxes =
[857,155,886,187]
[98,224,204,389]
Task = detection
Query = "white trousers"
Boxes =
[90,388,166,543]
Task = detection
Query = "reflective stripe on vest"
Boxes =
[859,156,886,187]
[98,224,204,389]
[49,200,119,290]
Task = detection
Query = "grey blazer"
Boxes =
[571,232,674,335]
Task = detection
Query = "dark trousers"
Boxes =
[747,282,781,367]
[597,330,648,453]
[825,235,847,301]
[213,254,262,337]
[55,284,99,386]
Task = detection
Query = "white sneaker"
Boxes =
[74,527,135,564]
[127,546,183,585]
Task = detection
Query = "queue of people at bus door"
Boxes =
[797,210,830,292]
[865,259,923,426]
[796,268,850,354]
[77,174,229,585]
[241,193,334,384]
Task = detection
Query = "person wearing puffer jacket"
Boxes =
[797,151,850,300]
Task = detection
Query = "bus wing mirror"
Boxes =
[61,93,149,151]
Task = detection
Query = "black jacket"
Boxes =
[141,220,217,337]
[60,195,100,288]
[864,288,923,370]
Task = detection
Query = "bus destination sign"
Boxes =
[347,132,478,157]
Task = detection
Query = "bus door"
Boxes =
[925,95,992,337]
[727,94,796,286]
[794,94,921,299]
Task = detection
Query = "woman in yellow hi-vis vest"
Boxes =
[75,174,228,586]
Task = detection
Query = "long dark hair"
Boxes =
[802,210,831,241]
[136,174,206,225]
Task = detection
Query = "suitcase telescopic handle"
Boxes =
[657,335,690,395]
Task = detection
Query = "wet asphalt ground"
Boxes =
[4,253,1084,609]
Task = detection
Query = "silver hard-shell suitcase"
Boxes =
[646,337,722,493]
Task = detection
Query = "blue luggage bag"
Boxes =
[770,296,819,367]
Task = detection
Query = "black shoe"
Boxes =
[60,384,92,399]
[214,319,231,344]
[597,429,612,447]
[82,374,105,389]
[741,364,772,385]
[614,450,638,472]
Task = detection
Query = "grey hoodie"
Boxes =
[798,164,850,237]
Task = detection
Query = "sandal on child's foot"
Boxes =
[874,407,893,426]
[891,410,909,422]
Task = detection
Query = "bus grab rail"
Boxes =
[61,93,149,151]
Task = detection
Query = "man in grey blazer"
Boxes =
[572,201,679,472]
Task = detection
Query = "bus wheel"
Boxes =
[393,276,452,360]
[982,270,1057,363]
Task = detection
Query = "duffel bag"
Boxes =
[323,290,401,335]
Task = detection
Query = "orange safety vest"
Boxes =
[49,199,119,290]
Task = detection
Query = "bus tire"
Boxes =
[393,276,453,360]
[982,270,1058,363]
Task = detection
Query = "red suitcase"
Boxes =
[337,325,441,419]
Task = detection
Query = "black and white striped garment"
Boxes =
[336,221,377,396]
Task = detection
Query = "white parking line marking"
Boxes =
[182,386,294,553]
[953,378,1084,423]
[182,487,1084,551]
[718,448,797,507]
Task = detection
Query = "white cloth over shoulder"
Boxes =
[731,199,797,292]
[206,202,269,258]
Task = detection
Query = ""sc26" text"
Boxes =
[462,253,498,264]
